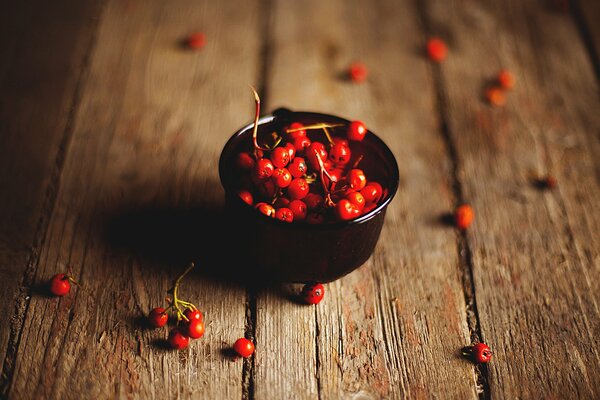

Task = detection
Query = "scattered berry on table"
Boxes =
[470,342,493,363]
[49,273,76,297]
[233,338,255,357]
[168,328,190,350]
[485,86,506,107]
[184,308,203,322]
[542,175,557,189]
[301,283,325,305]
[497,69,515,90]
[348,62,368,83]
[187,319,205,339]
[148,307,169,328]
[187,32,206,50]
[455,204,474,230]
[427,37,447,62]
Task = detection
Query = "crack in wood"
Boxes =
[241,287,257,400]
[571,0,600,88]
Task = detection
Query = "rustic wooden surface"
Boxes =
[0,0,598,399]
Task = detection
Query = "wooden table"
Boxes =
[1,0,599,398]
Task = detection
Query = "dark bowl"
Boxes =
[218,108,399,283]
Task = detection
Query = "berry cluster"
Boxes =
[234,89,385,224]
[147,262,205,350]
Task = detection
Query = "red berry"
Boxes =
[427,37,447,62]
[335,199,360,221]
[328,142,352,166]
[254,158,274,179]
[346,191,365,212]
[306,142,328,171]
[258,180,276,199]
[327,168,344,189]
[275,207,294,223]
[148,307,168,328]
[289,200,307,221]
[301,283,325,304]
[497,69,515,90]
[255,202,276,217]
[361,182,383,204]
[286,122,306,140]
[348,62,368,83]
[49,273,71,296]
[233,338,255,357]
[485,86,506,107]
[274,197,291,208]
[455,204,474,230]
[271,147,290,169]
[304,193,324,210]
[236,152,255,170]
[287,178,309,200]
[184,308,203,322]
[347,121,367,142]
[292,136,311,153]
[306,213,325,224]
[187,319,205,339]
[543,175,557,189]
[348,169,367,191]
[284,142,296,160]
[471,343,492,363]
[288,157,307,178]
[168,328,190,350]
[272,168,292,188]
[187,32,206,50]
[238,190,253,205]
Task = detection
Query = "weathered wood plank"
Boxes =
[426,0,600,398]
[576,0,600,82]
[8,0,262,398]
[0,0,102,392]
[256,0,478,398]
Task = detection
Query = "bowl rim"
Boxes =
[218,109,400,229]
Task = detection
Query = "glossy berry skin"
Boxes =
[336,199,360,221]
[346,191,366,212]
[238,190,253,205]
[254,158,274,180]
[287,178,309,200]
[168,328,190,350]
[304,193,324,210]
[286,122,307,139]
[275,207,294,223]
[272,168,292,188]
[347,121,367,142]
[301,283,325,305]
[148,307,168,328]
[285,142,296,159]
[497,69,515,89]
[184,308,203,322]
[485,86,506,107]
[471,343,492,363]
[292,136,311,153]
[289,200,307,221]
[236,152,255,170]
[187,32,206,50]
[288,157,307,178]
[329,142,351,166]
[427,37,447,62]
[348,62,368,83]
[361,182,383,205]
[271,147,290,168]
[348,169,367,191]
[455,204,474,230]
[233,338,255,358]
[49,274,71,296]
[187,320,205,339]
[306,142,328,171]
[255,202,276,218]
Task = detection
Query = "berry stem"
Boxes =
[170,262,197,322]
[315,153,336,207]
[322,127,335,145]
[285,123,343,133]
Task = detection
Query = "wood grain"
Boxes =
[7,0,262,398]
[257,0,478,398]
[0,0,102,393]
[426,0,600,398]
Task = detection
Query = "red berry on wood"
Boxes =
[275,207,294,223]
[485,86,506,107]
[497,69,515,90]
[543,175,557,189]
[187,320,205,339]
[301,283,325,304]
[471,343,492,363]
[49,273,72,296]
[455,204,474,230]
[148,307,168,328]
[233,338,255,357]
[168,328,190,350]
[238,190,254,205]
[184,308,203,322]
[347,121,367,142]
[187,32,206,50]
[348,62,368,83]
[427,37,447,62]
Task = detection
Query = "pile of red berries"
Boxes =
[234,89,386,224]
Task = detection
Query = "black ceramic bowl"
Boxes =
[218,108,399,283]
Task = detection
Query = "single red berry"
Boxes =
[292,136,311,153]
[497,69,515,90]
[184,308,203,322]
[348,62,368,83]
[272,168,292,188]
[285,142,296,160]
[49,273,72,296]
[301,283,325,304]
[255,202,276,217]
[346,191,365,212]
[288,157,307,178]
[427,37,447,62]
[289,200,307,221]
[271,147,290,169]
[148,307,168,328]
[254,158,274,180]
[286,122,307,140]
[233,338,255,357]
[471,343,492,363]
[327,168,344,189]
[363,202,378,214]
[306,142,328,171]
[306,213,325,224]
[543,175,557,189]
[361,182,383,205]
[236,152,255,170]
[304,193,324,210]
[347,121,367,142]
[275,207,294,223]
[168,328,190,350]
[455,204,474,230]
[274,197,291,208]
[287,178,309,200]
[348,169,367,191]
[329,142,352,166]
[335,199,360,221]
[485,86,506,107]
[187,319,205,339]
[258,180,276,199]
[238,190,254,206]
[187,32,206,50]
